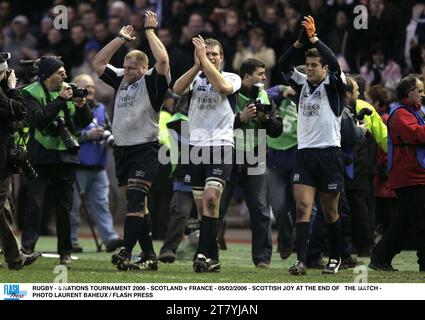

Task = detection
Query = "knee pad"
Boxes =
[192,186,204,201]
[127,179,150,214]
[205,178,224,193]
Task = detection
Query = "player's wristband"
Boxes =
[144,26,155,31]
[117,34,130,42]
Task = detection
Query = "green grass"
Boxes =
[1,237,425,283]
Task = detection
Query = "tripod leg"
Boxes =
[74,178,102,252]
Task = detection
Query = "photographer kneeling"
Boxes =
[21,56,92,266]
[0,52,39,270]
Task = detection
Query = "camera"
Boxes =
[53,117,80,151]
[101,129,116,147]
[0,52,11,62]
[248,83,272,114]
[19,59,39,84]
[8,146,38,181]
[69,83,88,98]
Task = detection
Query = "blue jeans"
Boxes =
[70,169,119,244]
[219,167,272,266]
[267,148,296,250]
[269,167,295,250]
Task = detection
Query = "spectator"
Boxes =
[109,1,130,23]
[71,41,115,112]
[69,74,123,253]
[370,75,425,272]
[404,3,425,72]
[219,15,244,72]
[0,0,12,29]
[327,10,354,72]
[35,16,53,55]
[232,27,275,86]
[360,44,402,91]
[157,27,192,87]
[366,84,398,240]
[3,15,37,78]
[67,24,88,71]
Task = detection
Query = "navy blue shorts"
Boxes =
[189,145,234,188]
[113,142,160,186]
[292,147,344,193]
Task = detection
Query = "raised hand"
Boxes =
[144,10,158,29]
[118,25,136,41]
[297,27,309,45]
[6,69,17,89]
[301,15,317,38]
[192,35,206,60]
[194,48,201,69]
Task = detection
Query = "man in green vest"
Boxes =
[20,56,93,266]
[219,58,283,268]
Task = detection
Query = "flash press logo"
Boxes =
[3,284,28,300]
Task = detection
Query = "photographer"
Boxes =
[0,52,39,269]
[219,58,282,268]
[69,74,123,253]
[20,56,92,266]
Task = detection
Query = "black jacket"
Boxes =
[25,83,93,165]
[0,83,26,177]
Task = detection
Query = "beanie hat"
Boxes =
[38,56,64,81]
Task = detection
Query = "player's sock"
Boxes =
[295,222,310,263]
[197,216,218,257]
[123,216,143,253]
[327,218,341,261]
[138,213,155,255]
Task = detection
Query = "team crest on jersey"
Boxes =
[131,82,139,89]
[313,91,321,98]
[197,85,207,91]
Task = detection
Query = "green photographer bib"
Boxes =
[22,81,76,151]
[236,90,270,151]
[267,96,298,151]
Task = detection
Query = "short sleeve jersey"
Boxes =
[188,72,241,147]
[100,64,170,146]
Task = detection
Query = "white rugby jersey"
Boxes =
[188,72,241,147]
[290,68,346,149]
[100,64,170,146]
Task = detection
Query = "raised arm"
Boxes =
[144,11,169,76]
[173,49,201,96]
[302,15,340,72]
[193,35,233,95]
[92,25,135,76]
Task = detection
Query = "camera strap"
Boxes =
[8,100,28,147]
[41,83,77,135]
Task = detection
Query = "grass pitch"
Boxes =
[1,237,425,283]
